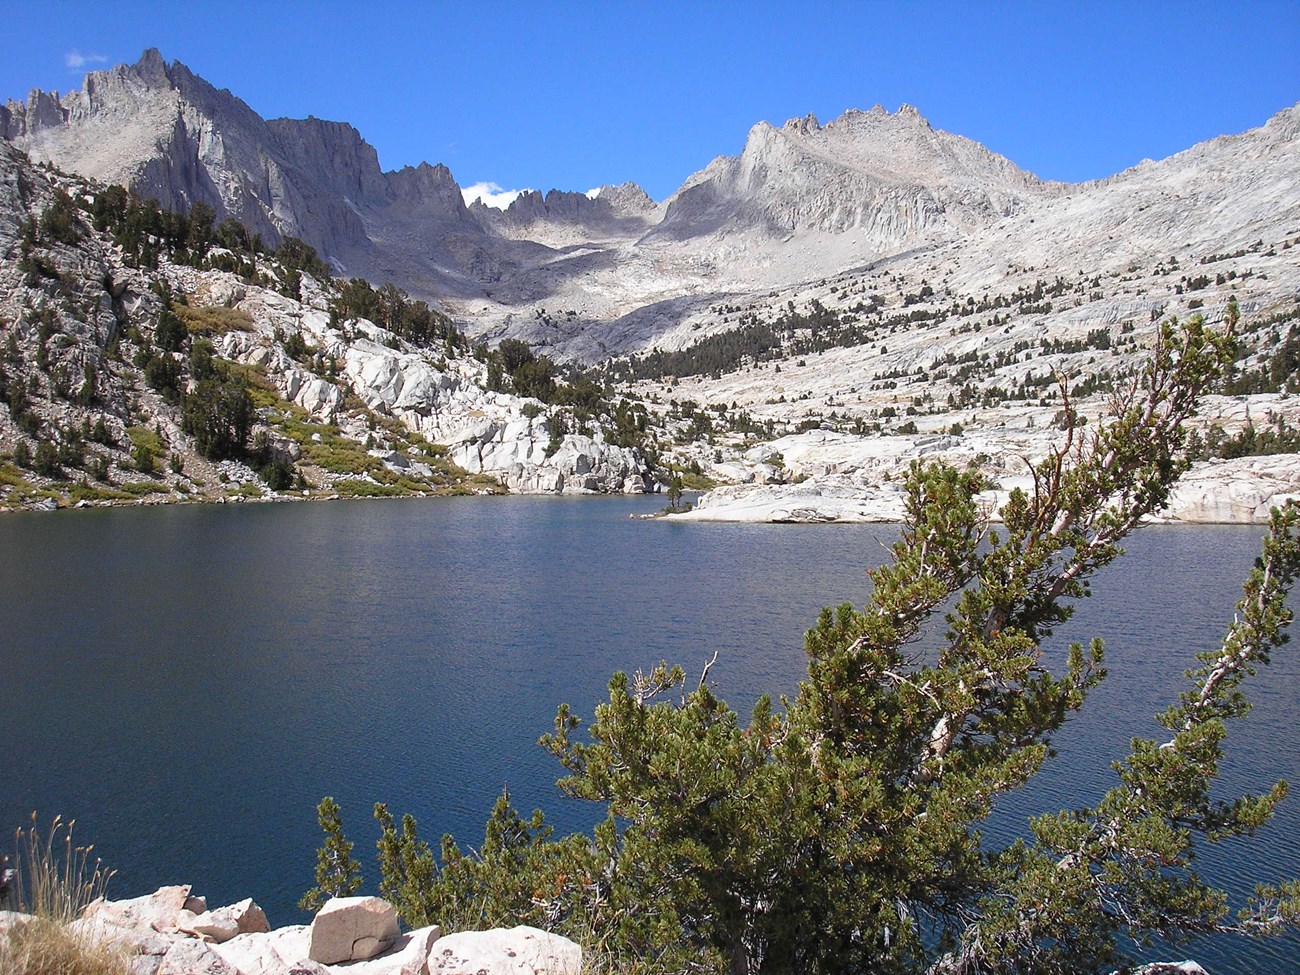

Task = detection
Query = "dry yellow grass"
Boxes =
[0,918,130,975]
[174,302,255,335]
[0,816,128,975]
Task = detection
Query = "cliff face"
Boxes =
[1,50,375,258]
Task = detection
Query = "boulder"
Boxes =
[158,938,241,975]
[294,377,345,420]
[426,925,581,975]
[330,924,442,975]
[307,896,400,964]
[81,885,193,934]
[211,924,310,975]
[184,897,270,943]
[0,910,34,936]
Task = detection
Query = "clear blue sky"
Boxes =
[1,0,1296,202]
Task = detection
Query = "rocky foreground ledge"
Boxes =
[0,886,579,975]
[0,886,1223,975]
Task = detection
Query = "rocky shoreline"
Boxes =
[0,886,581,975]
[0,884,1219,975]
[665,427,1300,525]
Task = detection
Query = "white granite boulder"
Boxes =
[330,924,442,975]
[307,896,400,964]
[426,925,581,975]
[184,897,270,943]
[0,910,34,936]
[157,938,241,975]
[80,884,194,933]
[210,924,311,975]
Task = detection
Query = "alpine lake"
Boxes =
[1,494,1297,974]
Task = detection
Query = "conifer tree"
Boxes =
[299,796,362,912]
[330,317,1300,973]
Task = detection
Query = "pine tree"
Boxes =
[343,317,1300,973]
[299,796,362,912]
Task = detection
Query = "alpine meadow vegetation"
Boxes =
[308,317,1300,974]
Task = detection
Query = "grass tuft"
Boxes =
[9,813,115,922]
[0,815,128,975]
[0,916,131,975]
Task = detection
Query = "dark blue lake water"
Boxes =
[1,496,1297,973]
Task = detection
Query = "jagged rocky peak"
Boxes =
[0,48,388,257]
[654,100,1062,244]
[2,48,174,140]
[764,102,1051,193]
[476,181,657,240]
[501,187,608,222]
[385,161,467,214]
[591,181,657,213]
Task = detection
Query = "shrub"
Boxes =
[173,304,254,336]
[31,441,61,478]
[38,191,86,246]
[154,308,188,353]
[143,353,183,401]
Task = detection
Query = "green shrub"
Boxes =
[126,426,163,474]
[155,308,188,353]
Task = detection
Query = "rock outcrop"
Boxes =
[29,887,581,975]
[184,898,271,944]
[207,278,653,494]
[670,429,1300,525]
[427,926,582,975]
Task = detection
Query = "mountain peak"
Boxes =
[127,47,173,88]
[783,113,821,136]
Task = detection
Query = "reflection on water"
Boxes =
[1,497,1295,972]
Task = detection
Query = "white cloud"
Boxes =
[585,187,603,199]
[461,181,530,210]
[65,50,109,70]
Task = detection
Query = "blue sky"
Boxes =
[1,1,1296,203]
